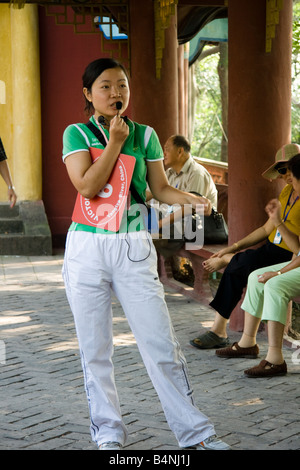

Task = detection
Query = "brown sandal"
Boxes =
[216,342,259,358]
[244,359,287,378]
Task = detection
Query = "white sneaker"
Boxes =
[99,441,122,450]
[188,435,231,450]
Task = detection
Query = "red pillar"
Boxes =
[178,45,186,136]
[227,0,293,330]
[129,0,178,145]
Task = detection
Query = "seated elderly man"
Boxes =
[163,134,218,207]
[147,134,217,207]
[146,135,217,250]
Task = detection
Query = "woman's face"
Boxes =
[291,173,300,196]
[84,67,130,121]
[282,168,293,185]
[276,164,293,185]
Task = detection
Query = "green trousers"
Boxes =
[241,261,300,325]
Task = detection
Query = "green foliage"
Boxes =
[191,49,223,161]
[292,3,300,53]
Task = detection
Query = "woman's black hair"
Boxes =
[82,58,129,115]
[288,154,300,180]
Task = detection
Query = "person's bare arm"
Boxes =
[65,116,129,199]
[265,199,300,254]
[147,160,211,216]
[0,160,17,208]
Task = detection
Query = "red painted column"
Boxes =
[227,0,293,331]
[129,0,178,145]
[178,45,185,136]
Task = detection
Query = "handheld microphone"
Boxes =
[98,115,107,125]
[116,102,128,123]
[98,102,128,126]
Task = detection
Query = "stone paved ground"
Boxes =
[0,255,299,451]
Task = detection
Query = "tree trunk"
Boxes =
[188,63,198,142]
[217,42,228,162]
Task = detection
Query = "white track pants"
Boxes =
[62,230,215,448]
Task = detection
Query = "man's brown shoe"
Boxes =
[216,342,259,358]
[244,360,287,378]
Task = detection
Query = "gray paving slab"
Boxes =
[0,254,299,451]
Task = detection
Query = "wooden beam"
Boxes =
[178,0,226,6]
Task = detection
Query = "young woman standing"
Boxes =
[62,58,230,451]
